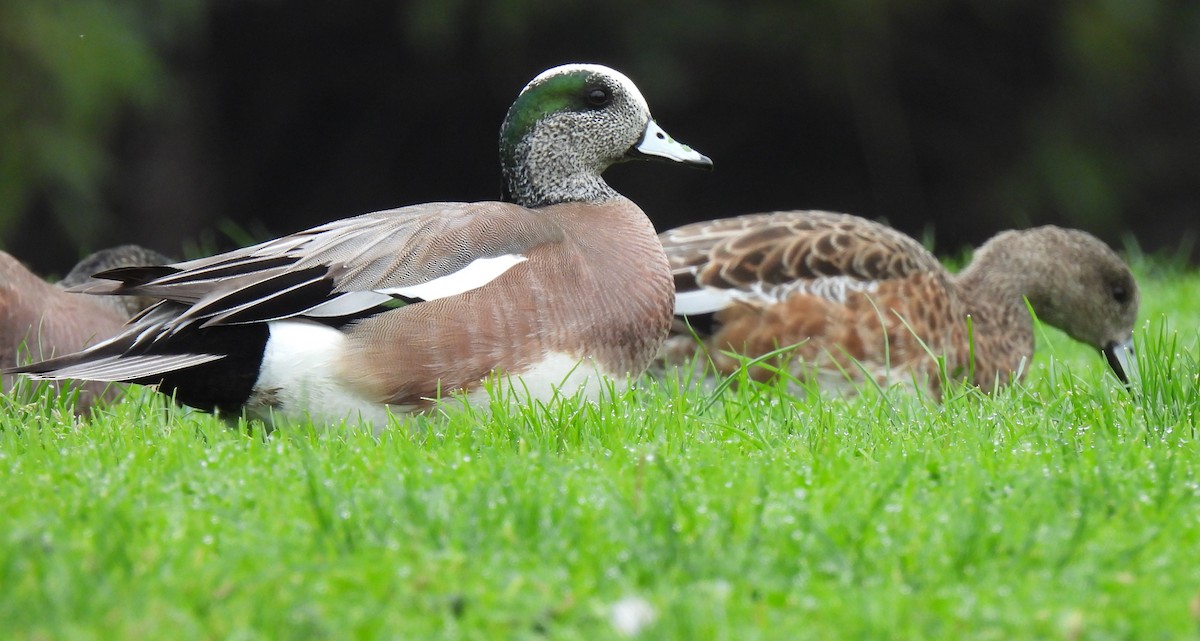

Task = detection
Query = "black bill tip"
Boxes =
[1102,337,1136,387]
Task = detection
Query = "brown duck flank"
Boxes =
[660,211,1139,397]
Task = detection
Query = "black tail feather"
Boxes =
[8,323,270,415]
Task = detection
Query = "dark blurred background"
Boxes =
[3,0,1198,275]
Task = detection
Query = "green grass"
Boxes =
[2,257,1200,640]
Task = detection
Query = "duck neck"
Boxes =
[956,266,1031,319]
[955,232,1061,318]
[952,237,1053,386]
[500,130,619,208]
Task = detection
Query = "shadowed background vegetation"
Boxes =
[3,0,1198,274]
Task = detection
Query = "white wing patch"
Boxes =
[280,253,529,319]
[740,276,880,305]
[380,254,527,301]
[302,292,395,318]
[675,288,739,315]
[676,276,881,315]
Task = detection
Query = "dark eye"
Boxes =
[1111,284,1130,304]
[586,86,611,107]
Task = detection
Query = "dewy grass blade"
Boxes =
[0,256,1198,639]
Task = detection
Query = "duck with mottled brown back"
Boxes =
[10,64,712,428]
[658,211,1138,398]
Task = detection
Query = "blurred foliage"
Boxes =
[0,0,200,249]
[990,0,1200,231]
[0,0,1197,268]
[365,0,1200,247]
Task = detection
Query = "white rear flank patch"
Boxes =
[252,320,395,427]
[380,254,527,301]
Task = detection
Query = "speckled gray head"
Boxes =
[500,63,712,207]
[974,226,1140,385]
[1033,227,1138,385]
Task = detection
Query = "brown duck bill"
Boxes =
[1102,337,1136,386]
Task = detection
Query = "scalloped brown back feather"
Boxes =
[664,211,941,293]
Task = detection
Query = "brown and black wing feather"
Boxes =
[660,211,942,336]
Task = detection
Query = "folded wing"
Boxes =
[662,210,942,318]
[14,201,564,381]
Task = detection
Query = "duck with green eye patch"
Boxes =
[501,64,711,207]
[11,63,712,430]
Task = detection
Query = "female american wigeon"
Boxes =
[11,64,712,426]
[658,211,1138,397]
[1,245,170,413]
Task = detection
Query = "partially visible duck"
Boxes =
[658,211,1138,397]
[1,245,171,413]
[57,244,176,317]
[11,63,712,427]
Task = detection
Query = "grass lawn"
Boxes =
[2,254,1199,640]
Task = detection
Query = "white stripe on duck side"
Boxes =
[674,276,882,316]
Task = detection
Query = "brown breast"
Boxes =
[338,197,674,406]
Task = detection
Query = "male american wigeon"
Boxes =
[658,211,1138,397]
[1,245,171,413]
[11,64,712,426]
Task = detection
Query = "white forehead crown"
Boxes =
[522,63,651,114]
